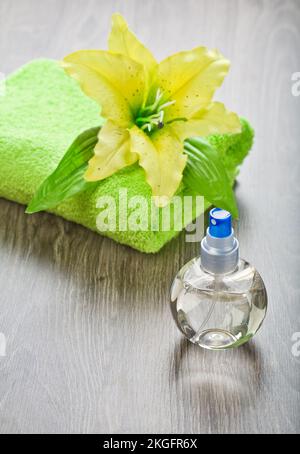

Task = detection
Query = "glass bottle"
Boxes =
[170,208,267,350]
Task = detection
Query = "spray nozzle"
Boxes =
[209,208,232,238]
[201,208,239,274]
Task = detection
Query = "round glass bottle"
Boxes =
[170,209,267,350]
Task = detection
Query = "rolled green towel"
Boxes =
[0,59,253,253]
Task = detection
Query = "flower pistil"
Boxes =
[135,88,177,133]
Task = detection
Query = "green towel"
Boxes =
[0,59,253,253]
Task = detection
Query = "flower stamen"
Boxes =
[136,89,175,133]
[158,100,176,112]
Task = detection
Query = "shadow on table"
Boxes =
[0,198,202,314]
[170,336,264,430]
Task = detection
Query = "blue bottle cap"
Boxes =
[209,208,232,238]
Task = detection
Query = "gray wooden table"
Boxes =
[0,0,299,434]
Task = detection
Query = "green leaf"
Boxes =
[26,126,101,214]
[183,137,238,218]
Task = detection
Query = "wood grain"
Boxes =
[0,0,300,434]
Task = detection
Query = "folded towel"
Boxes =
[0,59,253,253]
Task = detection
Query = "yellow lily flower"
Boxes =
[63,13,241,207]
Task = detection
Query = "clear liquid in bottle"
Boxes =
[170,208,267,350]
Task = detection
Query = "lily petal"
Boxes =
[63,50,145,119]
[129,125,187,206]
[85,120,138,181]
[108,13,157,91]
[158,47,230,120]
[62,61,131,126]
[170,102,241,141]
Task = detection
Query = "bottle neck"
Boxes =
[200,228,239,275]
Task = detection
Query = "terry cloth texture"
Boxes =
[0,60,254,253]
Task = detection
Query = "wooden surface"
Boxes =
[0,0,300,434]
